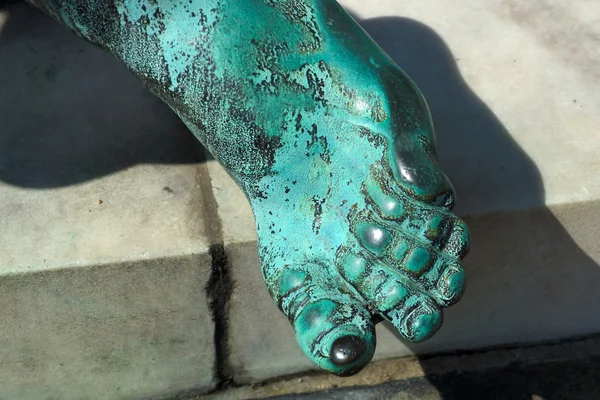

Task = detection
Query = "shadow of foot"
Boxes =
[0,1,207,189]
[354,12,600,399]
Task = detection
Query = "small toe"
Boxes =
[399,301,443,342]
[390,134,457,209]
[337,254,443,343]
[355,222,392,255]
[443,220,471,259]
[362,182,467,258]
[434,265,466,307]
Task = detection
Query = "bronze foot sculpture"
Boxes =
[27,0,471,376]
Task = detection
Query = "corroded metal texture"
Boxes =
[28,0,471,376]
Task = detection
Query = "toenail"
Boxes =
[379,280,408,310]
[358,223,391,253]
[279,269,308,294]
[392,239,409,261]
[445,223,471,259]
[330,335,367,366]
[437,266,466,304]
[340,253,368,284]
[367,184,405,218]
[404,247,432,277]
[434,189,455,209]
[425,215,444,242]
[381,198,403,217]
[365,226,387,247]
[429,215,443,230]
[405,306,442,342]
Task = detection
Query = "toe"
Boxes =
[355,221,392,255]
[336,253,443,343]
[443,220,471,259]
[434,264,466,307]
[292,297,376,376]
[392,143,456,209]
[397,300,443,342]
[268,265,376,376]
[389,239,466,308]
[363,182,469,258]
[369,131,457,209]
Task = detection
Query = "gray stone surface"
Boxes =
[206,335,600,400]
[260,356,600,400]
[0,255,215,399]
[205,0,600,384]
[0,3,216,398]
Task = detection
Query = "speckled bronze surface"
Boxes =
[27,0,470,375]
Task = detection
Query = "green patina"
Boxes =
[28,0,471,376]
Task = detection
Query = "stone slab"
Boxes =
[0,3,216,397]
[0,255,215,399]
[237,354,600,400]
[204,0,600,384]
[208,335,600,400]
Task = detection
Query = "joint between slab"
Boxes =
[197,155,236,389]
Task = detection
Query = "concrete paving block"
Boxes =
[0,255,216,399]
[1,3,217,398]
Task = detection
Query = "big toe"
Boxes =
[292,297,376,376]
[269,267,376,376]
